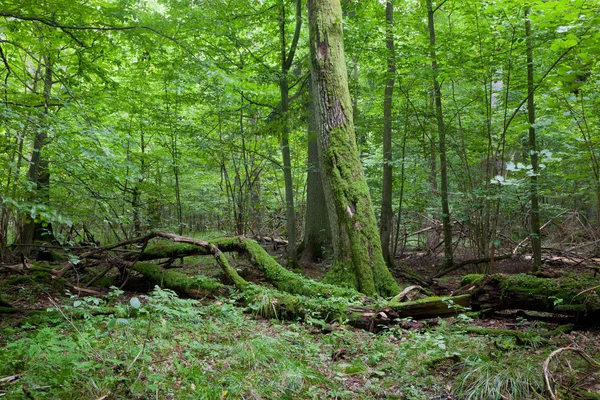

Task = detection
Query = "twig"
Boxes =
[571,285,600,301]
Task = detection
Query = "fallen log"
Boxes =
[77,231,600,332]
[137,233,362,299]
[389,294,471,318]
[468,273,600,325]
[83,231,470,331]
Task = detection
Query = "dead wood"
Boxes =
[76,231,600,332]
[470,274,600,325]
[543,347,600,400]
[433,254,514,279]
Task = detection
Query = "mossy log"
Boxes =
[83,231,479,331]
[89,232,582,332]
[137,233,362,299]
[388,294,471,318]
[468,274,600,325]
[131,258,400,331]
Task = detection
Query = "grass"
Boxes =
[0,285,597,399]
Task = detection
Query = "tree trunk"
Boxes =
[380,0,395,267]
[307,0,400,296]
[426,0,453,269]
[20,55,53,248]
[300,81,331,263]
[525,8,542,272]
[279,0,302,269]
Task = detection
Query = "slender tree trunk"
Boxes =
[279,0,302,269]
[380,0,396,267]
[392,105,408,258]
[300,81,331,262]
[165,82,183,235]
[426,0,453,268]
[525,8,542,271]
[20,55,53,247]
[308,0,400,297]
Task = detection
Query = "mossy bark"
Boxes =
[138,235,362,299]
[307,0,400,297]
[86,232,497,331]
[388,294,471,318]
[471,274,600,324]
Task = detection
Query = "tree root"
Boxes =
[543,347,600,400]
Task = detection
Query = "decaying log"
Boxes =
[78,231,473,331]
[389,294,471,318]
[468,273,600,324]
[75,231,600,332]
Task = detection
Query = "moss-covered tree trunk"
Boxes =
[307,0,399,297]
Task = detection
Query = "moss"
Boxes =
[213,237,362,300]
[461,326,546,346]
[321,260,359,291]
[133,236,364,300]
[95,275,118,288]
[142,241,208,259]
[498,273,600,309]
[542,324,573,338]
[387,295,471,318]
[554,304,587,313]
[4,263,65,289]
[461,274,485,286]
[132,262,227,297]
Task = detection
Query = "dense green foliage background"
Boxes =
[1,0,599,260]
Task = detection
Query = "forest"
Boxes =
[1,0,600,398]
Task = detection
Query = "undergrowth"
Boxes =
[0,286,592,399]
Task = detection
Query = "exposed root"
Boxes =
[543,347,600,400]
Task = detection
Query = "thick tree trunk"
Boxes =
[307,0,400,297]
[525,8,542,272]
[380,0,396,267]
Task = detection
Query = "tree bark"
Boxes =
[279,0,302,269]
[525,8,542,272]
[307,0,400,296]
[380,0,396,267]
[426,0,453,269]
[20,55,53,247]
[300,80,331,263]
[469,274,600,324]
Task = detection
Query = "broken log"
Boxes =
[79,231,600,332]
[136,233,361,299]
[468,273,600,325]
[388,294,471,318]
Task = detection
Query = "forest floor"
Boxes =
[1,246,600,399]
